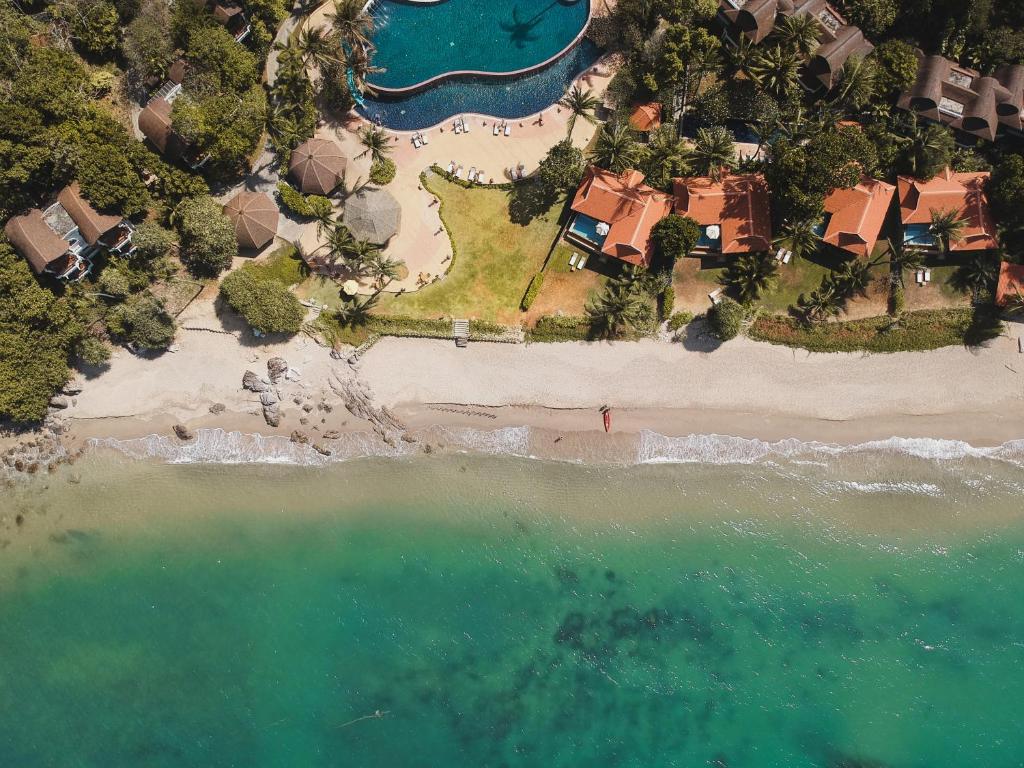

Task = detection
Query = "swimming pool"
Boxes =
[568,212,607,248]
[903,223,936,247]
[360,39,602,130]
[368,0,591,91]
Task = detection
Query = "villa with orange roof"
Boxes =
[996,261,1024,307]
[567,166,673,269]
[672,173,772,255]
[818,177,896,258]
[896,168,998,251]
[628,102,662,138]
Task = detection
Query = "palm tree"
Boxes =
[329,0,375,52]
[1003,288,1024,316]
[832,257,879,299]
[589,122,641,174]
[336,291,380,327]
[559,85,600,138]
[929,208,966,254]
[359,126,392,164]
[772,13,821,58]
[832,54,877,109]
[693,126,735,180]
[586,268,653,338]
[323,222,356,267]
[725,36,758,79]
[950,254,998,296]
[796,284,841,323]
[642,125,692,188]
[722,252,778,304]
[776,219,821,260]
[365,252,403,287]
[748,45,801,97]
[904,120,953,180]
[884,237,924,287]
[294,26,341,67]
[342,237,382,274]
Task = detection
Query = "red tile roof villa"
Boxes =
[996,261,1024,307]
[672,173,772,254]
[821,177,895,258]
[896,168,998,251]
[569,166,673,268]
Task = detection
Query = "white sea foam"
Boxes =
[432,425,532,457]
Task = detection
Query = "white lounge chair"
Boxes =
[412,136,422,149]
[782,251,792,264]
[924,269,932,283]
[516,166,524,180]
[775,247,786,262]
[454,166,464,179]
[454,123,463,135]
[915,269,924,285]
[504,124,511,137]
[577,254,588,270]
[446,161,455,174]
[462,118,470,133]
[493,122,501,136]
[569,253,578,268]
[420,133,429,145]
[468,167,477,181]
[477,170,485,183]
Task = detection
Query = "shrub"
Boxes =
[521,272,545,310]
[369,156,396,185]
[659,283,675,320]
[708,297,743,340]
[131,221,177,263]
[277,181,313,216]
[98,268,131,299]
[74,335,112,366]
[667,311,693,331]
[652,215,701,264]
[174,196,237,277]
[219,269,305,334]
[107,295,176,350]
[306,194,333,220]
[526,315,593,342]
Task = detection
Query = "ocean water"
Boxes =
[1,444,1023,767]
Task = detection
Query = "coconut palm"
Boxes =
[692,126,735,180]
[589,121,642,174]
[586,268,653,338]
[772,13,821,58]
[642,125,693,188]
[342,237,382,274]
[884,237,925,287]
[722,252,778,304]
[904,120,953,180]
[929,207,967,254]
[294,26,341,67]
[336,291,380,326]
[725,35,758,79]
[359,126,392,164]
[365,252,403,286]
[832,257,879,299]
[748,45,801,97]
[559,85,600,138]
[344,43,383,97]
[329,0,375,51]
[832,54,877,109]
[1004,288,1024,316]
[775,219,821,260]
[796,284,841,323]
[323,222,356,267]
[950,254,998,296]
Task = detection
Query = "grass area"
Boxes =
[758,257,834,313]
[748,308,1001,353]
[245,245,308,286]
[312,313,513,348]
[375,173,565,324]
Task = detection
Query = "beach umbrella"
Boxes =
[342,187,402,245]
[223,191,279,250]
[289,138,347,195]
[341,279,359,296]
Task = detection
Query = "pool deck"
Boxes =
[296,56,615,295]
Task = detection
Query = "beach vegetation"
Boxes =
[667,311,694,332]
[74,334,112,367]
[220,269,306,335]
[708,297,744,340]
[173,196,238,277]
[106,294,176,351]
[722,252,778,305]
[525,315,594,342]
[537,140,585,199]
[586,267,656,339]
[521,273,545,311]
[369,157,397,186]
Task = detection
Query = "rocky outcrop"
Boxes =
[242,370,270,393]
[290,430,309,444]
[267,357,288,384]
[263,402,281,427]
[209,403,226,414]
[329,373,404,443]
[312,442,332,456]
[173,424,193,441]
[49,396,70,409]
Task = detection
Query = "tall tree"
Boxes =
[559,85,600,138]
[589,122,642,174]
[929,208,967,254]
[692,126,734,180]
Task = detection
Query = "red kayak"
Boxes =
[603,409,611,433]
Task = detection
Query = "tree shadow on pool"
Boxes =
[499,0,561,47]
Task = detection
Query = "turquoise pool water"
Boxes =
[369,0,591,90]
[569,212,606,247]
[904,223,936,247]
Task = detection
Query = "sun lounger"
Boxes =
[477,170,485,183]
[454,123,462,135]
[775,247,786,262]
[569,253,578,268]
[462,118,470,133]
[782,251,792,264]
[468,167,477,181]
[516,167,524,180]
[412,136,422,149]
[915,269,924,285]
[576,255,588,270]
[504,124,511,136]
[420,133,429,145]
[454,166,464,179]
[493,122,500,136]
[708,288,722,305]
[447,161,455,174]
[924,269,931,283]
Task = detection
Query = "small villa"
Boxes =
[818,177,896,258]
[896,168,998,252]
[897,54,1024,143]
[717,0,873,90]
[996,261,1024,308]
[567,166,673,269]
[672,173,772,256]
[139,96,209,170]
[628,102,662,139]
[193,0,251,42]
[3,183,134,281]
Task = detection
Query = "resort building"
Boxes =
[717,0,873,90]
[289,139,347,195]
[3,183,135,281]
[567,166,673,269]
[896,168,998,252]
[192,0,251,42]
[897,54,1024,143]
[223,191,279,251]
[139,96,210,170]
[996,261,1024,308]
[628,102,662,140]
[818,177,896,258]
[672,173,772,256]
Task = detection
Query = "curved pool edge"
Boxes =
[365,0,593,96]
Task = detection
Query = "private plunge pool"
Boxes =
[360,0,598,130]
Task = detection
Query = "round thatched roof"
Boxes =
[223,191,279,250]
[289,138,347,195]
[342,187,401,244]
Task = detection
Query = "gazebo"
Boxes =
[342,187,401,244]
[289,138,347,195]
[223,191,279,250]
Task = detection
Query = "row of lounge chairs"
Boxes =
[444,161,486,183]
[453,117,470,134]
[411,131,430,149]
[774,247,793,264]
[505,165,526,180]
[915,269,932,286]
[567,252,588,271]
[492,120,512,137]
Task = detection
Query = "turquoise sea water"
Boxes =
[368,0,591,89]
[1,452,1023,767]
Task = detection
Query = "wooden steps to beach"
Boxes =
[453,319,469,348]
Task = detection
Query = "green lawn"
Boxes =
[245,245,308,286]
[375,173,565,324]
[758,256,834,313]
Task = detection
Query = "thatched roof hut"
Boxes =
[289,139,347,195]
[223,191,279,249]
[342,187,401,244]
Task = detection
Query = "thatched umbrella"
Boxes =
[223,191,279,249]
[289,138,347,194]
[342,187,401,244]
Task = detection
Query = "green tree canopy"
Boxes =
[708,297,744,340]
[174,196,238,277]
[219,269,306,334]
[652,215,701,265]
[537,139,585,197]
[107,295,177,350]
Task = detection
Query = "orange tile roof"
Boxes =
[629,102,662,133]
[570,166,673,267]
[996,261,1024,306]
[822,176,896,258]
[672,173,772,254]
[897,168,998,251]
